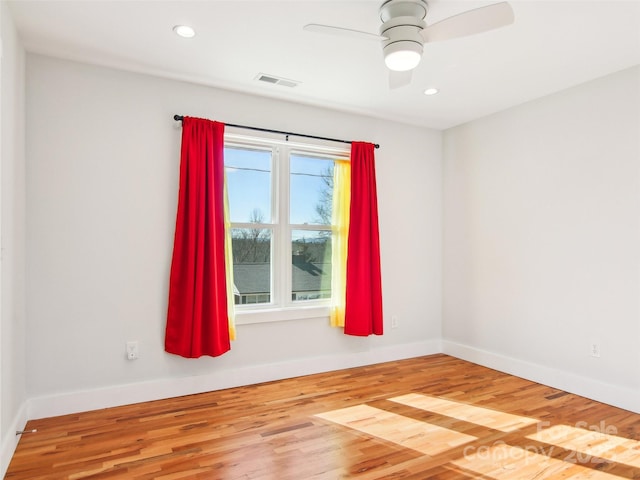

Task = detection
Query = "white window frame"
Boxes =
[225,132,349,325]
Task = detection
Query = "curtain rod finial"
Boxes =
[174,115,184,122]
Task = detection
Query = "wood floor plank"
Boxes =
[5,354,640,479]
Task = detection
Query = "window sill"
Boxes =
[234,305,330,325]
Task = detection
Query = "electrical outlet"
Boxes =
[126,341,139,360]
[590,342,601,358]
[391,315,398,329]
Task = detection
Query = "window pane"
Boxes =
[231,227,271,305]
[291,230,332,302]
[225,147,272,223]
[290,154,334,225]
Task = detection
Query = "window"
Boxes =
[224,136,348,319]
[225,145,273,304]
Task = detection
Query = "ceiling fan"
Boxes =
[304,0,514,89]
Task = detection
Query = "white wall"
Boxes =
[24,54,442,418]
[443,66,640,413]
[0,2,27,476]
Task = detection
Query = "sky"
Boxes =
[224,146,334,227]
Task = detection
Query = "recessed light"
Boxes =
[173,25,195,38]
[424,88,439,96]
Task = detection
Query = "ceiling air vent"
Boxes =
[255,73,300,88]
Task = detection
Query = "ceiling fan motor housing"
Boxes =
[379,0,428,70]
[380,0,428,21]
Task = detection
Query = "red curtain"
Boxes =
[165,117,230,358]
[344,142,383,336]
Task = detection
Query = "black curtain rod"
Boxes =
[173,115,379,149]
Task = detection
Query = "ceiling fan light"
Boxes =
[384,41,422,71]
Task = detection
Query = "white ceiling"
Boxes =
[8,0,640,130]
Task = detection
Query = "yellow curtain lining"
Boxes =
[224,174,237,341]
[330,159,351,328]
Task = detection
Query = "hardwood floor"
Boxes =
[6,354,640,479]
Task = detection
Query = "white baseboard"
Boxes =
[27,340,441,420]
[1,401,28,479]
[442,340,640,414]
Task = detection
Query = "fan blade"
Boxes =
[421,2,514,43]
[304,24,387,41]
[389,70,412,89]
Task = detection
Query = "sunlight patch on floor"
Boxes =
[315,395,640,479]
[452,443,624,479]
[389,393,539,432]
[527,424,640,469]
[315,404,477,456]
